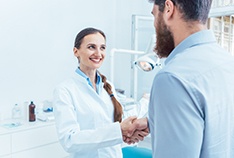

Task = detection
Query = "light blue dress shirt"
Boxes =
[148,30,234,158]
[75,67,101,94]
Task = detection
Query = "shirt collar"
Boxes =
[165,30,216,65]
[75,67,101,92]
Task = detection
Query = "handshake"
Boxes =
[120,116,149,144]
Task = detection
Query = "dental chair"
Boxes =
[122,146,152,158]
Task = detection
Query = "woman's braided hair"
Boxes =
[99,73,123,122]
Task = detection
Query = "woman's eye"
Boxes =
[101,46,106,51]
[88,45,95,49]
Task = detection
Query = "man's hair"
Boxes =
[149,0,212,24]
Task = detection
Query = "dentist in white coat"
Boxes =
[53,27,148,158]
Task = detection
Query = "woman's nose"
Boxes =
[95,48,102,55]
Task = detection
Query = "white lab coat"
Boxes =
[53,72,123,158]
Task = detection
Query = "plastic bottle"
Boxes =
[12,103,22,119]
[29,101,36,122]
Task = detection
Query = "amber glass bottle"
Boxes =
[29,101,36,122]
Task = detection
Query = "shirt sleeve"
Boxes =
[148,72,204,158]
[53,85,123,153]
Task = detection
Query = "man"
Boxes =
[125,0,234,157]
[147,0,234,157]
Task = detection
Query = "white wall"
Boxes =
[111,0,154,98]
[0,0,153,119]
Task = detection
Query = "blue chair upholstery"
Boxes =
[122,146,152,158]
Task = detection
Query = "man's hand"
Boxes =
[133,117,149,131]
[124,128,149,144]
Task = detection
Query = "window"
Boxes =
[208,15,234,55]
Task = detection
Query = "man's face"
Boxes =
[152,5,175,58]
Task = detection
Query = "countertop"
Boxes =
[0,119,55,135]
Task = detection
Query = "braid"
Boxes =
[99,73,123,122]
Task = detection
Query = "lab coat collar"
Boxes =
[75,67,102,93]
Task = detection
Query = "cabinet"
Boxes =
[0,120,151,158]
[0,121,69,158]
[0,134,11,157]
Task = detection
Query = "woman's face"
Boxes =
[74,32,106,72]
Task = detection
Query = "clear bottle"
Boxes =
[12,103,22,119]
[29,101,36,122]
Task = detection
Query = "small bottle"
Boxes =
[29,101,36,122]
[12,103,22,119]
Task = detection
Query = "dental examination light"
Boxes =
[110,48,145,83]
[110,48,145,100]
[110,35,160,99]
[134,34,161,72]
[134,53,161,72]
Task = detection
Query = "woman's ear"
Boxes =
[73,47,79,58]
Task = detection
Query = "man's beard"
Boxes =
[155,13,175,58]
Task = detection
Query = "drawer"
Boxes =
[12,124,58,153]
[11,142,69,158]
[0,134,11,156]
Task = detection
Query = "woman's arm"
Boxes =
[53,86,123,153]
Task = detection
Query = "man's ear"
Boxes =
[164,0,175,20]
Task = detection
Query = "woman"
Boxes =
[53,27,147,158]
